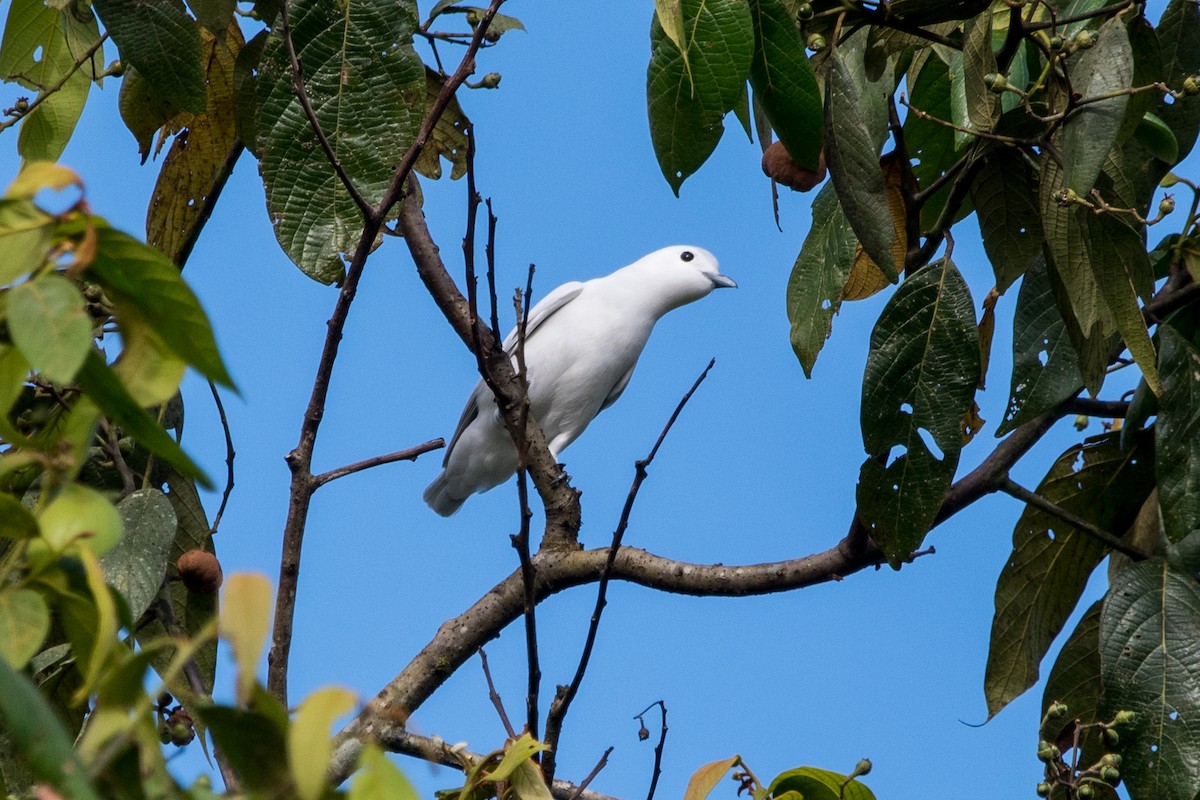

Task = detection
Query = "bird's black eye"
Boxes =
[680,251,694,262]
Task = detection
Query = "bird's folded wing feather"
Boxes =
[442,381,488,465]
[502,281,585,352]
[599,363,637,412]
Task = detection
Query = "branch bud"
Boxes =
[806,33,826,51]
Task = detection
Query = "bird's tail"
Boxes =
[423,472,466,517]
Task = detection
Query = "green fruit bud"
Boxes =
[851,758,872,777]
[1049,35,1065,51]
[158,723,172,745]
[1037,742,1061,763]
[1074,29,1096,49]
[465,8,481,25]
[1102,767,1121,786]
[1111,710,1136,726]
[1183,75,1200,96]
[1036,783,1051,798]
[1159,195,1176,216]
[984,72,1008,92]
[1101,753,1122,768]
[807,33,826,51]
[1047,702,1069,719]
[14,97,29,113]
[796,2,815,19]
[1103,727,1120,746]
[170,722,195,746]
[480,72,501,89]
[1078,784,1096,799]
[1074,414,1088,431]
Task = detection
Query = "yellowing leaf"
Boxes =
[288,686,357,800]
[508,759,554,800]
[841,152,907,301]
[74,547,120,703]
[114,307,188,405]
[5,161,82,199]
[350,744,419,800]
[38,483,124,555]
[0,588,49,668]
[684,756,740,800]
[485,732,550,782]
[978,286,999,390]
[220,573,273,704]
[654,0,691,91]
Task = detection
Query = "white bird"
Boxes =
[424,245,735,516]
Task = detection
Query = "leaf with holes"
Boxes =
[1156,325,1200,543]
[984,432,1154,717]
[100,489,177,622]
[786,183,856,377]
[748,0,822,170]
[646,0,753,194]
[962,12,998,134]
[857,258,979,565]
[996,256,1083,436]
[255,0,425,282]
[1101,561,1200,800]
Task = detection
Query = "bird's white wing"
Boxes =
[441,381,489,466]
[502,281,585,352]
[599,363,637,413]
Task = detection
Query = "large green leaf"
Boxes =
[1154,0,1200,162]
[768,766,876,800]
[0,0,100,162]
[903,55,958,230]
[100,489,177,622]
[647,0,753,195]
[92,0,206,114]
[1042,599,1103,750]
[1102,561,1200,800]
[996,256,1082,436]
[786,183,856,377]
[961,13,998,134]
[200,702,290,792]
[1156,325,1200,543]
[6,274,91,384]
[254,0,426,282]
[88,224,233,387]
[825,50,897,280]
[1062,18,1131,196]
[747,0,821,170]
[984,432,1154,717]
[857,259,978,565]
[0,199,54,285]
[0,588,49,669]
[971,149,1043,292]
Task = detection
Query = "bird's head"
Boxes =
[631,245,737,312]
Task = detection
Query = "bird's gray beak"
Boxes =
[705,272,738,289]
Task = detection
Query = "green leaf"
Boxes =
[89,224,233,387]
[984,432,1153,717]
[0,656,103,800]
[653,0,690,87]
[7,274,91,384]
[147,24,244,266]
[903,55,959,230]
[1062,18,1131,196]
[1041,601,1106,766]
[786,183,856,377]
[647,0,754,194]
[0,0,100,162]
[92,0,206,115]
[413,68,471,182]
[73,547,121,702]
[75,349,211,487]
[117,64,185,161]
[996,256,1082,436]
[100,489,177,621]
[112,309,188,406]
[825,49,896,280]
[288,686,357,800]
[1133,112,1180,164]
[508,760,554,800]
[220,572,272,704]
[1041,153,1102,336]
[0,494,37,539]
[683,757,740,800]
[0,588,50,668]
[961,12,998,135]
[255,0,425,282]
[1156,325,1200,543]
[768,766,876,800]
[188,0,235,35]
[486,732,550,782]
[857,258,979,565]
[0,199,53,285]
[1154,0,1200,162]
[748,0,822,170]
[1101,561,1200,800]
[971,149,1043,292]
[350,744,419,800]
[38,482,123,555]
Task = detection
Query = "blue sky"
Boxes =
[5,2,1195,798]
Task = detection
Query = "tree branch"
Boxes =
[311,439,445,488]
[999,478,1151,560]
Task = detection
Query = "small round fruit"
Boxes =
[1035,783,1051,798]
[1103,727,1120,747]
[761,141,826,192]
[807,33,826,51]
[177,549,223,594]
[796,2,815,19]
[1182,75,1200,96]
[1159,196,1176,216]
[1077,784,1095,799]
[984,72,1008,92]
[1102,767,1121,786]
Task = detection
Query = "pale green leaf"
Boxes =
[7,274,91,384]
[350,744,419,800]
[288,686,357,800]
[38,482,123,555]
[485,732,550,782]
[0,588,50,668]
[0,199,53,285]
[0,494,37,539]
[220,572,273,704]
[683,757,739,800]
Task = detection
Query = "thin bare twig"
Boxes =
[542,359,715,782]
[478,648,516,738]
[311,439,445,487]
[207,380,236,534]
[0,34,108,135]
[569,747,614,800]
[634,701,668,800]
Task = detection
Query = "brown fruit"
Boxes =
[761,141,826,192]
[177,549,223,594]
